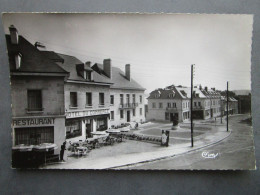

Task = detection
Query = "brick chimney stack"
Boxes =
[125,64,131,81]
[103,59,112,79]
[9,25,19,44]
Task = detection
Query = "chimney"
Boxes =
[211,87,215,91]
[204,87,208,92]
[9,25,19,44]
[103,59,112,78]
[125,64,131,81]
[199,85,202,90]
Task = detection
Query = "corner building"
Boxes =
[6,26,69,155]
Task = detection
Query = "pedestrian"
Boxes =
[135,122,139,129]
[60,141,66,162]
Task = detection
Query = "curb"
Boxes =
[111,130,232,169]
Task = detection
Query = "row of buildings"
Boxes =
[7,25,145,154]
[6,25,240,157]
[146,85,238,122]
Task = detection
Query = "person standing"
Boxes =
[60,141,66,162]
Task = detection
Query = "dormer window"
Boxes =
[168,93,175,98]
[154,94,160,98]
[84,70,92,81]
[15,53,22,69]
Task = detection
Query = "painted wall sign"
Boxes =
[13,118,55,126]
[66,109,109,119]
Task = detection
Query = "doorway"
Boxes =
[127,110,131,122]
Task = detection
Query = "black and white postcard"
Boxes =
[2,13,255,170]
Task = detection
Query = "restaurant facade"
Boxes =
[6,25,69,162]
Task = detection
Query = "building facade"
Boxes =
[147,85,222,122]
[6,26,69,155]
[92,61,146,128]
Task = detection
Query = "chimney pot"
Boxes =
[103,59,112,78]
[125,64,131,81]
[9,25,19,44]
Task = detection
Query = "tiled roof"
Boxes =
[92,63,145,90]
[5,35,68,74]
[47,53,113,84]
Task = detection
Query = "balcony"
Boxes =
[166,107,178,111]
[119,103,139,109]
[193,106,203,110]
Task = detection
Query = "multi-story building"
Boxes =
[92,62,146,128]
[200,87,222,118]
[6,26,69,155]
[221,96,238,115]
[43,52,113,142]
[147,85,222,122]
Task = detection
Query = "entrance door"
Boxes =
[210,109,213,117]
[127,110,131,122]
[86,123,92,138]
[170,113,174,122]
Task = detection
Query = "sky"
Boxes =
[2,13,253,93]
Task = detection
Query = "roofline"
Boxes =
[10,72,69,77]
[111,86,146,91]
[66,79,113,86]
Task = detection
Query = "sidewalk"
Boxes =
[44,123,231,170]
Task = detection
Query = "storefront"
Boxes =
[65,108,110,141]
[12,116,66,150]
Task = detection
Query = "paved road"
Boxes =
[127,114,255,170]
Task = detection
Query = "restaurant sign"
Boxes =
[66,108,109,119]
[13,118,55,126]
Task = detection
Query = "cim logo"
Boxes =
[201,151,219,159]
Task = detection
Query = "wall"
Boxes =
[109,88,145,127]
[11,76,65,117]
[65,82,110,111]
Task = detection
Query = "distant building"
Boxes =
[6,26,69,155]
[147,85,221,122]
[221,96,238,115]
[200,87,222,118]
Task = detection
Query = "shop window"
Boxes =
[86,92,92,107]
[165,113,169,120]
[110,95,114,105]
[15,127,54,145]
[120,110,124,119]
[110,111,114,120]
[70,92,77,108]
[97,117,107,131]
[140,108,143,115]
[66,119,81,139]
[99,93,105,107]
[27,90,42,111]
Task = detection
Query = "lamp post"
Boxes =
[227,81,229,132]
[190,64,194,147]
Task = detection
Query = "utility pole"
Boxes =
[190,64,194,147]
[227,81,229,132]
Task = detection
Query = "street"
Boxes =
[126,114,255,170]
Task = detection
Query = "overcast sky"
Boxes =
[2,13,253,93]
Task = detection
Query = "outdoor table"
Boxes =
[75,146,88,157]
[106,129,121,134]
[91,131,109,138]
